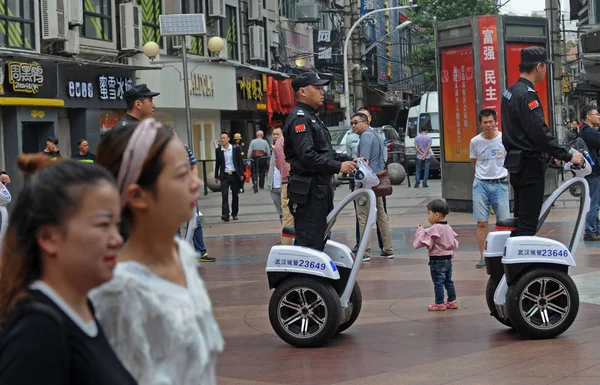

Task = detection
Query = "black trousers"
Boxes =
[290,182,334,251]
[221,173,241,217]
[510,158,546,237]
[350,179,386,249]
[252,156,267,189]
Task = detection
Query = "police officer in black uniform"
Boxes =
[284,73,357,251]
[502,46,584,237]
[114,84,160,128]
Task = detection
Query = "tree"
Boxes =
[407,0,499,83]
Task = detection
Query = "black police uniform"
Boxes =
[501,49,572,237]
[113,84,160,128]
[284,101,352,251]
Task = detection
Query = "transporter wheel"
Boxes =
[485,277,513,328]
[336,282,362,334]
[506,268,579,340]
[269,277,341,348]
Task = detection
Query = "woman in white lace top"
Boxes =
[90,118,224,385]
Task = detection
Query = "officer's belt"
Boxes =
[523,152,545,159]
[300,174,331,185]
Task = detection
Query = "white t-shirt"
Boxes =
[469,132,508,180]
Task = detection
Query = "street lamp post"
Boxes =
[343,5,417,124]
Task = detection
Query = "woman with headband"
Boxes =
[90,118,224,385]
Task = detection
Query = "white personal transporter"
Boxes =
[265,188,378,348]
[484,159,591,339]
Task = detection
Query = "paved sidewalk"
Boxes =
[199,178,600,385]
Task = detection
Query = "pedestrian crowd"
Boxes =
[0,45,597,383]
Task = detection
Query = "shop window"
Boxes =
[221,6,238,60]
[0,0,35,49]
[142,0,162,47]
[182,0,204,55]
[82,0,112,41]
[281,0,295,19]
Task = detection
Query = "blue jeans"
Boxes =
[585,175,600,237]
[429,259,456,304]
[415,157,430,185]
[472,178,510,222]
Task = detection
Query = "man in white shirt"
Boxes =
[470,109,510,268]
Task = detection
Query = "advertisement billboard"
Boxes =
[505,43,550,126]
[478,16,502,130]
[440,46,478,162]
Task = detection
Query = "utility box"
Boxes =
[435,15,558,212]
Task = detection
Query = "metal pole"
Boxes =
[181,39,193,148]
[343,5,417,124]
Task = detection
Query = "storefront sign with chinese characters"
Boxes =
[440,45,477,163]
[59,65,135,108]
[478,16,502,129]
[8,61,44,94]
[237,72,268,111]
[189,74,214,97]
[1,60,57,98]
[98,76,133,100]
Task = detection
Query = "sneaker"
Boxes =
[423,183,429,188]
[428,303,446,311]
[476,260,486,269]
[352,245,359,254]
[381,252,394,259]
[445,300,458,309]
[362,255,371,262]
[584,234,600,241]
[414,184,420,188]
[198,253,216,262]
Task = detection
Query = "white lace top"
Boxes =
[90,238,224,385]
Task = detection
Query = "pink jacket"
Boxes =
[413,222,459,257]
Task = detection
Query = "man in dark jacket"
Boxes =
[579,105,600,241]
[283,72,357,251]
[114,84,160,128]
[502,46,583,236]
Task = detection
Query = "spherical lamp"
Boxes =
[143,41,160,59]
[207,36,225,55]
[295,57,306,68]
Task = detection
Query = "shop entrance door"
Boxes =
[22,122,54,154]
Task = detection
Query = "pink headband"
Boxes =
[116,118,160,209]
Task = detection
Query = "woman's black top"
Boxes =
[0,289,137,385]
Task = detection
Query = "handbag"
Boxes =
[372,170,392,197]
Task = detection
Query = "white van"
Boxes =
[404,92,441,176]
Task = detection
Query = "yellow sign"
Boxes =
[8,62,44,94]
[257,103,267,110]
[31,109,45,118]
[239,76,264,101]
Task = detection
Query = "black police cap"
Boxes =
[292,72,330,91]
[520,46,554,64]
[124,84,160,103]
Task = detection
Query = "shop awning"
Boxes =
[0,48,159,70]
[0,97,65,107]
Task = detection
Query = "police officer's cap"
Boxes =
[292,72,330,91]
[124,84,160,103]
[520,47,554,64]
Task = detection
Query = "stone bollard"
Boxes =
[388,163,406,185]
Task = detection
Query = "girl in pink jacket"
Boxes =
[413,199,459,311]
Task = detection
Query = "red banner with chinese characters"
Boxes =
[505,43,550,126]
[441,46,478,162]
[478,16,502,130]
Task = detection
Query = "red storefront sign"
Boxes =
[505,43,550,126]
[441,45,478,162]
[478,16,502,130]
